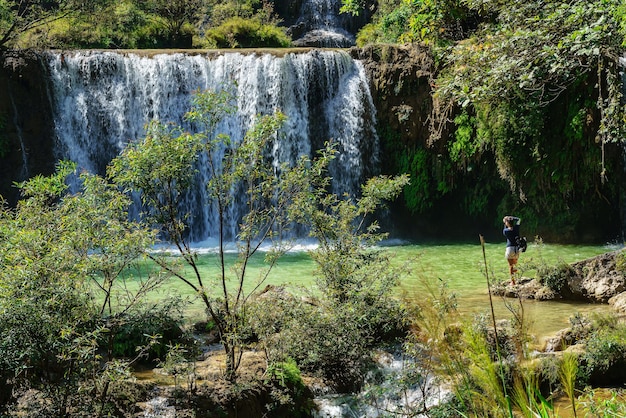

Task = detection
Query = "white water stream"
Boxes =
[294,0,356,47]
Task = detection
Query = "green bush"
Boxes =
[539,263,573,292]
[265,358,313,418]
[204,17,291,48]
[266,358,304,389]
[105,299,186,361]
[580,324,626,385]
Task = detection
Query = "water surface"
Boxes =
[141,241,618,344]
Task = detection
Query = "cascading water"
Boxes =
[45,49,379,242]
[292,0,356,47]
[313,350,450,417]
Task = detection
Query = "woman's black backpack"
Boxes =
[516,236,527,252]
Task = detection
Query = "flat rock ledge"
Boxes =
[492,250,626,317]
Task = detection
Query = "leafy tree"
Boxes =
[45,2,151,49]
[348,0,487,45]
[0,162,169,415]
[340,0,377,17]
[109,89,327,381]
[256,166,410,391]
[207,0,259,25]
[294,172,410,305]
[132,0,204,45]
[203,16,291,48]
[0,0,111,48]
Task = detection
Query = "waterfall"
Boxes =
[293,0,356,47]
[45,49,379,242]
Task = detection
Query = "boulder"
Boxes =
[566,251,626,303]
[608,291,626,314]
[493,277,557,300]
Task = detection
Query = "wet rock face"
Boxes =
[0,51,56,205]
[350,44,437,151]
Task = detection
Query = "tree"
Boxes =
[0,0,111,49]
[0,161,167,415]
[133,0,204,45]
[248,159,410,391]
[294,172,410,304]
[109,89,328,381]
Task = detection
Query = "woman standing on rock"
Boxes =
[503,215,521,284]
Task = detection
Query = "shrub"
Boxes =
[204,17,291,48]
[105,299,187,361]
[265,358,313,418]
[267,358,302,384]
[580,323,626,385]
[539,263,573,292]
[580,389,626,416]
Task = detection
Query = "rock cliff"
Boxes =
[0,51,56,205]
[350,44,436,151]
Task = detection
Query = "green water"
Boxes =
[138,240,619,344]
[389,241,618,344]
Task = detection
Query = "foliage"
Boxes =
[266,300,381,392]
[294,170,410,299]
[5,0,289,48]
[208,0,281,26]
[158,343,198,390]
[614,250,626,274]
[0,162,164,415]
[579,389,626,417]
[436,1,623,223]
[348,0,406,45]
[539,263,574,292]
[107,300,187,360]
[20,2,154,49]
[0,0,112,49]
[559,352,580,418]
[350,0,487,46]
[355,0,625,238]
[203,16,291,48]
[132,0,202,45]
[249,166,409,391]
[449,110,478,163]
[266,358,304,389]
[264,357,311,415]
[580,322,626,385]
[291,170,410,388]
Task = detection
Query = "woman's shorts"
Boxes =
[505,246,519,260]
